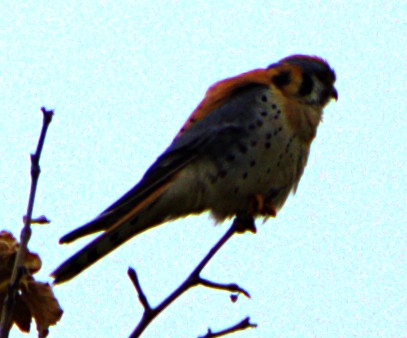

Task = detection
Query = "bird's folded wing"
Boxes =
[59,123,246,243]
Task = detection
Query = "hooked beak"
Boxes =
[331,87,338,101]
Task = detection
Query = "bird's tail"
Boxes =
[51,215,157,284]
[52,177,179,284]
[52,143,201,284]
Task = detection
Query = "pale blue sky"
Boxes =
[1,1,406,337]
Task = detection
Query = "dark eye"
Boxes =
[316,69,335,85]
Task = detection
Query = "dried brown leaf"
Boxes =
[21,279,63,337]
[0,231,62,336]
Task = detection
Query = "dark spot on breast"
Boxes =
[265,142,271,149]
[219,170,227,178]
[266,133,272,140]
[298,73,314,96]
[189,117,197,123]
[256,120,263,127]
[266,168,271,174]
[274,127,283,136]
[209,174,218,184]
[238,143,248,154]
[261,95,268,102]
[225,154,235,162]
[234,186,239,194]
[242,172,248,179]
[250,160,256,167]
[271,104,277,109]
[248,123,256,130]
[261,111,268,117]
[276,109,281,115]
[285,140,293,152]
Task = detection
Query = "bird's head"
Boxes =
[269,55,337,108]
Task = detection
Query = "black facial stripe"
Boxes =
[298,73,314,96]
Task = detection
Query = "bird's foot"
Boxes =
[250,194,277,217]
[233,213,257,234]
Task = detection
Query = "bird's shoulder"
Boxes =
[176,63,316,142]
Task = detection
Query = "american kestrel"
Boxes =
[52,55,337,284]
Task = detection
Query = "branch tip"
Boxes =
[128,267,151,312]
[198,316,257,338]
[40,107,54,122]
[199,278,250,299]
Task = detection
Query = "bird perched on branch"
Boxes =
[52,55,337,284]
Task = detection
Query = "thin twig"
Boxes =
[127,268,151,312]
[129,215,256,338]
[0,108,53,338]
[198,317,257,338]
[199,278,250,298]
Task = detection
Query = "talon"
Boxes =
[250,194,264,214]
[250,194,277,217]
[255,194,264,212]
[264,201,277,217]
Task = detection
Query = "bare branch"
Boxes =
[129,214,256,337]
[0,108,54,338]
[198,317,257,338]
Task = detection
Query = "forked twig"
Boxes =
[0,108,53,338]
[128,214,257,337]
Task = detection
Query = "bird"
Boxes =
[52,55,337,284]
